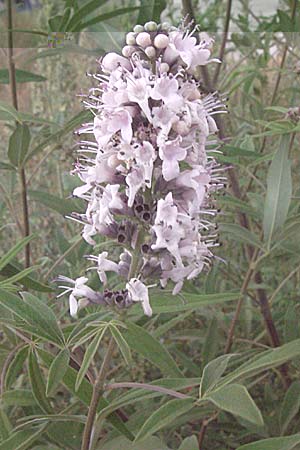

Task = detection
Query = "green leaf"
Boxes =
[201,317,219,369]
[123,321,182,377]
[0,101,22,122]
[205,384,264,427]
[0,426,47,450]
[110,325,132,365]
[21,292,64,345]
[76,7,140,31]
[25,109,92,163]
[279,381,300,434]
[0,407,11,440]
[0,261,53,292]
[0,266,39,287]
[101,436,169,450]
[65,0,109,31]
[8,124,31,168]
[0,161,16,171]
[5,346,28,389]
[1,389,36,406]
[137,0,166,23]
[148,291,238,314]
[236,433,300,450]
[38,348,134,440]
[218,339,300,388]
[0,69,46,84]
[263,135,292,249]
[134,398,194,442]
[0,289,63,345]
[200,354,235,397]
[28,350,53,414]
[46,348,70,397]
[284,305,300,343]
[178,436,199,450]
[0,236,35,272]
[220,223,264,249]
[28,190,81,216]
[75,328,106,391]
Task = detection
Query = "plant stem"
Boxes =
[224,247,260,353]
[213,0,232,85]
[20,168,30,267]
[6,0,31,267]
[81,337,116,450]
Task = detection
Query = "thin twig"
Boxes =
[44,236,82,280]
[213,0,232,85]
[6,0,31,267]
[81,337,116,450]
[269,263,300,305]
[198,412,219,449]
[224,247,260,353]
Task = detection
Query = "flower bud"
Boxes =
[136,32,152,48]
[161,22,170,31]
[145,46,156,59]
[126,32,136,45]
[159,62,169,73]
[144,21,158,31]
[133,24,144,33]
[102,52,131,71]
[122,45,135,58]
[154,34,169,49]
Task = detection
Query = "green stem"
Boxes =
[80,337,116,450]
[6,0,31,267]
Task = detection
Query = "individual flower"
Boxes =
[126,278,152,316]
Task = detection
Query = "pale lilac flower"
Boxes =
[57,276,97,317]
[58,22,226,318]
[159,136,187,181]
[126,278,152,316]
[86,251,119,284]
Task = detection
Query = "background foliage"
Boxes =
[0,0,300,449]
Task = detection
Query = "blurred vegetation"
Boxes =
[0,0,300,449]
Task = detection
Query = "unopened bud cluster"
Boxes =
[58,22,226,317]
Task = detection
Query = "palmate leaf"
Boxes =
[38,348,134,440]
